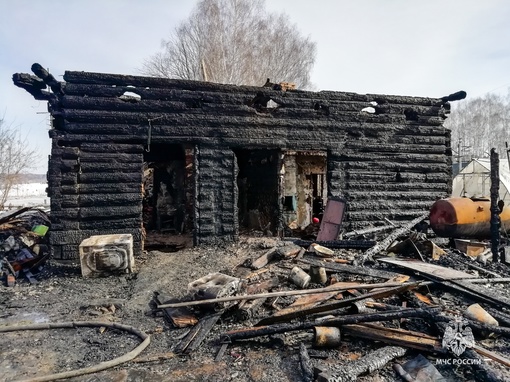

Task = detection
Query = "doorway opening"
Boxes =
[234,149,280,235]
[282,151,327,233]
[142,144,194,251]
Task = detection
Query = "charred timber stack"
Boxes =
[13,63,459,259]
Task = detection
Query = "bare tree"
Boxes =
[445,91,510,163]
[140,0,316,88]
[0,117,39,209]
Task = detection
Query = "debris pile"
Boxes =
[0,207,51,286]
[150,214,510,381]
[2,208,510,381]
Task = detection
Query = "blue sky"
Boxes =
[2,0,510,173]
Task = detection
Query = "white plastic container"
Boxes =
[79,234,134,277]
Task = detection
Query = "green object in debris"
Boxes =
[32,225,49,236]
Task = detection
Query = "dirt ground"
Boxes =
[1,235,510,382]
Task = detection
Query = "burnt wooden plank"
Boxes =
[174,311,223,354]
[50,205,142,220]
[63,71,444,106]
[51,217,142,231]
[78,172,142,184]
[62,83,446,112]
[377,257,477,280]
[49,228,142,245]
[78,162,142,173]
[58,108,442,127]
[58,183,141,195]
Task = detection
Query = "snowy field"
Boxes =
[3,182,48,209]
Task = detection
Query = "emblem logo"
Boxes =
[442,319,475,356]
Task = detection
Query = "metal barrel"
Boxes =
[430,197,510,239]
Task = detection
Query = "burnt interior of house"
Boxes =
[234,149,279,234]
[13,63,455,259]
[142,144,195,250]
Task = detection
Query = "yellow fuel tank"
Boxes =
[429,197,510,239]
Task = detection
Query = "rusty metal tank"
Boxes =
[429,197,510,239]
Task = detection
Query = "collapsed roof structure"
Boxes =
[13,63,463,259]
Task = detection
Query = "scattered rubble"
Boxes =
[0,207,50,287]
[1,208,510,381]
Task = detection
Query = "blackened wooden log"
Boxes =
[463,349,507,382]
[78,172,142,184]
[47,194,142,209]
[82,217,142,230]
[358,212,428,264]
[56,107,439,129]
[51,217,142,231]
[255,283,422,325]
[79,142,145,153]
[300,257,402,280]
[75,193,141,207]
[78,152,142,163]
[344,139,448,152]
[174,311,223,354]
[490,148,501,262]
[316,346,407,382]
[154,293,198,329]
[58,95,445,119]
[486,308,510,327]
[294,239,375,249]
[51,146,80,158]
[31,63,63,95]
[62,70,444,106]
[341,323,443,353]
[60,183,141,194]
[78,162,142,173]
[344,182,449,193]
[343,224,396,238]
[48,129,144,144]
[12,73,53,100]
[221,307,440,342]
[349,200,438,211]
[82,205,143,219]
[62,83,447,115]
[299,343,314,382]
[439,280,510,310]
[49,228,142,245]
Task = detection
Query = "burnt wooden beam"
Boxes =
[12,73,54,101]
[299,256,403,280]
[61,83,447,114]
[157,281,419,310]
[31,63,64,95]
[316,346,407,382]
[436,280,510,311]
[490,148,501,262]
[255,283,423,325]
[174,311,223,354]
[63,70,445,106]
[154,293,198,329]
[341,323,444,353]
[299,343,314,382]
[357,213,428,265]
[464,349,508,382]
[221,307,440,342]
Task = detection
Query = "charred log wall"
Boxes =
[47,139,144,259]
[15,68,452,258]
[195,145,237,245]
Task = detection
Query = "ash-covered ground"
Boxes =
[1,236,510,382]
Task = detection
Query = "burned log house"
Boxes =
[14,64,455,260]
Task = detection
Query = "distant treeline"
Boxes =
[15,174,46,184]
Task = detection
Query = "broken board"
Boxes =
[377,257,478,280]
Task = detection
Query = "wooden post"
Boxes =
[490,148,500,262]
